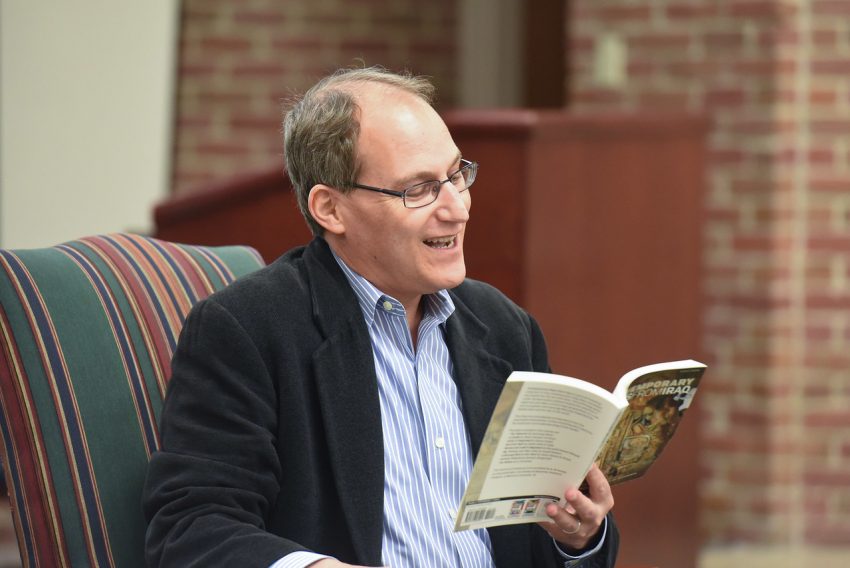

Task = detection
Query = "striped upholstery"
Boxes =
[0,233,265,567]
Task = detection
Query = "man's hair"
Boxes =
[283,66,436,235]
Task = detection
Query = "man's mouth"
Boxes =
[423,236,456,249]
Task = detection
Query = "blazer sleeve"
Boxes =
[142,300,302,567]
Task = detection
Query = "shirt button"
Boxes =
[382,300,393,311]
[435,436,445,449]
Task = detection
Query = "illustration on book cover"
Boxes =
[596,367,701,485]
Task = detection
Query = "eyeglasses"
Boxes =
[351,159,478,209]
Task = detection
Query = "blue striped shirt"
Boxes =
[272,254,603,568]
[336,255,495,567]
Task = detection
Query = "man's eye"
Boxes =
[405,183,433,199]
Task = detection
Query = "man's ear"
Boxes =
[308,184,346,235]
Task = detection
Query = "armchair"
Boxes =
[0,233,264,566]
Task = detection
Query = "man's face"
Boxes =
[331,85,471,309]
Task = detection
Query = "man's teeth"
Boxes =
[424,236,455,248]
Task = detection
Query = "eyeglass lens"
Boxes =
[403,162,477,208]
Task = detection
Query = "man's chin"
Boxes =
[442,267,467,290]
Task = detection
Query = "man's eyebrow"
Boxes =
[396,152,463,188]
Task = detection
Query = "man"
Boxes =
[143,67,619,567]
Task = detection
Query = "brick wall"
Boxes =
[570,0,850,555]
[173,0,457,194]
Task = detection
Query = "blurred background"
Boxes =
[2,0,849,567]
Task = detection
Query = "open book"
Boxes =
[454,359,706,531]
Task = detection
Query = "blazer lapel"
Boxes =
[444,293,514,457]
[306,240,385,565]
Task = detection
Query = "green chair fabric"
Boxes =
[0,233,265,567]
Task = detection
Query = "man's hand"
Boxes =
[538,464,614,551]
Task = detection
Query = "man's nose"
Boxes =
[434,185,470,222]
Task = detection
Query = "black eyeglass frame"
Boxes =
[350,159,478,209]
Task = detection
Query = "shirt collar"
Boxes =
[331,249,455,326]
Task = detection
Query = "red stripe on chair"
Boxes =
[85,236,180,400]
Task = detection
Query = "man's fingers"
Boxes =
[563,465,614,527]
[585,464,613,500]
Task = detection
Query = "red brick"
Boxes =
[629,33,692,50]
[195,142,253,156]
[728,465,776,485]
[181,4,219,23]
[705,31,746,50]
[803,351,850,368]
[748,497,791,515]
[340,39,391,52]
[723,293,791,310]
[734,59,797,75]
[803,468,850,485]
[808,236,850,251]
[233,63,290,79]
[666,2,720,19]
[179,63,219,77]
[811,120,850,134]
[729,1,797,19]
[271,37,326,51]
[637,92,690,109]
[806,295,850,310]
[805,523,850,546]
[806,325,833,341]
[813,0,850,15]
[195,91,253,106]
[809,148,834,164]
[733,234,792,251]
[669,60,723,78]
[230,114,278,131]
[758,29,799,48]
[233,9,286,24]
[705,88,747,107]
[812,28,839,47]
[731,179,784,193]
[810,88,838,105]
[176,115,212,130]
[810,176,850,192]
[598,5,652,21]
[812,59,850,75]
[200,36,254,52]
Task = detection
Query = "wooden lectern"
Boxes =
[155,109,708,568]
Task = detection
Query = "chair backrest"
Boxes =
[0,233,265,567]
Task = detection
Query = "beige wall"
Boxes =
[0,1,178,248]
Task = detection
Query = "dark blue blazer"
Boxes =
[143,237,618,567]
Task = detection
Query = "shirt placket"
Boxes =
[416,316,493,568]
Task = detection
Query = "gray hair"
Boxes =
[283,66,436,235]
